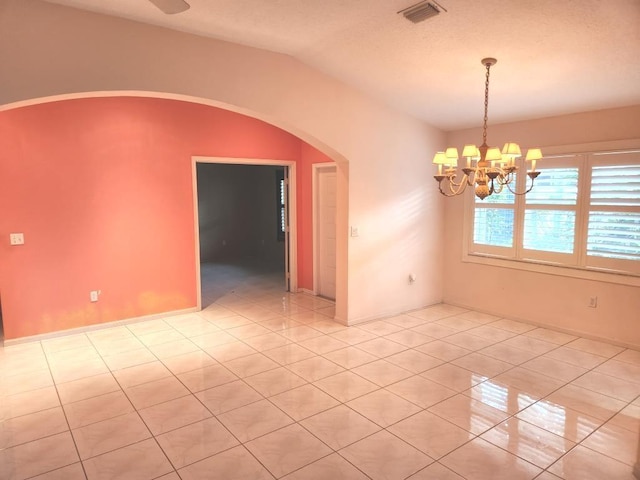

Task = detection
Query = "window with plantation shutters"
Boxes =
[586,153,640,273]
[466,148,640,278]
[523,167,579,256]
[473,184,515,252]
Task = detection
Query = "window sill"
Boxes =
[463,252,640,287]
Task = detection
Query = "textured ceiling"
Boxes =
[43,0,640,131]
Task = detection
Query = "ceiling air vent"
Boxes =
[399,1,443,23]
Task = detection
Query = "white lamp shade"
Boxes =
[445,147,459,161]
[432,151,448,165]
[462,144,480,159]
[525,148,543,161]
[486,147,502,162]
[501,142,522,158]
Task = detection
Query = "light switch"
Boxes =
[10,233,24,245]
[350,226,359,237]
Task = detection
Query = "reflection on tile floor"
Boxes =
[1,263,639,479]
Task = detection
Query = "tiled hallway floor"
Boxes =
[1,268,639,479]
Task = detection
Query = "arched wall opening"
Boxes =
[2,1,448,335]
[0,93,345,340]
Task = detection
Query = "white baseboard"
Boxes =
[443,300,640,351]
[297,288,316,295]
[346,301,442,327]
[3,307,199,346]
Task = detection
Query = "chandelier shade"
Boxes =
[433,58,542,200]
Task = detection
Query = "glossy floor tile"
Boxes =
[440,437,542,479]
[1,262,638,479]
[300,405,381,450]
[339,430,433,480]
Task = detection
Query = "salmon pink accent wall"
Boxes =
[0,0,447,330]
[0,96,329,339]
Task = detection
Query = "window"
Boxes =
[522,164,579,264]
[467,149,640,277]
[586,153,640,272]
[473,184,515,250]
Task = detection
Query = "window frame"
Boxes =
[462,141,640,287]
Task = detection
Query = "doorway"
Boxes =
[314,165,337,300]
[193,157,297,309]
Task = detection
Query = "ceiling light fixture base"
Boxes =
[481,57,497,67]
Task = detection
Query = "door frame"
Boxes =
[312,163,337,297]
[192,156,298,310]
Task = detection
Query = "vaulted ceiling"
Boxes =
[43,0,640,131]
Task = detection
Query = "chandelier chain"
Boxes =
[482,61,491,146]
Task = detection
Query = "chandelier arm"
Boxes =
[437,179,467,197]
[445,173,471,189]
[433,171,473,197]
[467,170,477,186]
[495,171,510,185]
[434,174,467,197]
[438,185,460,197]
[445,175,462,188]
[505,175,538,196]
[446,174,470,195]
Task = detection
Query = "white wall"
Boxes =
[444,106,640,347]
[0,0,445,325]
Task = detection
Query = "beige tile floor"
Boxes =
[1,263,639,479]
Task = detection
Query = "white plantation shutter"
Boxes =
[587,159,640,273]
[587,212,640,260]
[523,167,579,256]
[474,208,514,247]
[525,167,579,206]
[472,179,516,255]
[524,210,576,253]
[590,165,640,207]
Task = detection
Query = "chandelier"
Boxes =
[433,58,542,200]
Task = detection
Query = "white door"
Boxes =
[316,166,337,299]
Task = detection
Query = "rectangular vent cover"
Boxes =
[400,1,441,23]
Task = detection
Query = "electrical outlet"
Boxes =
[350,226,359,237]
[409,273,417,284]
[9,233,24,245]
[588,296,598,308]
[90,290,100,302]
